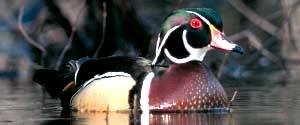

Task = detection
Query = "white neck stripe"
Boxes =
[152,25,180,65]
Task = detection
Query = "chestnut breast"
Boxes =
[149,62,229,112]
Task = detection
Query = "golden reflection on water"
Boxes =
[72,112,131,125]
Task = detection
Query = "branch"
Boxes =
[228,90,238,107]
[280,0,291,56]
[55,0,86,70]
[18,6,47,65]
[217,53,229,79]
[18,7,46,54]
[93,1,107,58]
[228,0,279,37]
[105,105,109,124]
[230,30,283,66]
[287,0,300,51]
[289,0,300,15]
[45,0,73,36]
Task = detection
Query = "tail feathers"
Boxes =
[33,69,74,98]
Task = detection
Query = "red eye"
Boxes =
[189,18,202,29]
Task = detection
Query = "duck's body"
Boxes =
[69,56,151,112]
[34,56,151,112]
[33,8,244,113]
[35,57,231,112]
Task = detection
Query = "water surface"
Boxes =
[0,79,299,125]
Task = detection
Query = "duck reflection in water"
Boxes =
[42,110,234,125]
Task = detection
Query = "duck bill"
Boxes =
[209,25,244,55]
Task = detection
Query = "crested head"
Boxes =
[152,8,243,66]
[161,8,223,34]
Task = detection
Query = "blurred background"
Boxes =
[1,0,300,124]
[1,0,299,82]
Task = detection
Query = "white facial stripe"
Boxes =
[186,11,211,25]
[155,33,161,55]
[182,30,200,53]
[152,25,181,65]
[74,62,81,85]
[164,29,211,63]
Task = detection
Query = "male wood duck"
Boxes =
[33,8,243,113]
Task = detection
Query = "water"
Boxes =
[0,79,300,125]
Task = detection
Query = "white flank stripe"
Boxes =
[140,72,154,125]
[82,72,131,88]
[140,72,154,112]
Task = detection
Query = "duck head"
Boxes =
[152,8,244,65]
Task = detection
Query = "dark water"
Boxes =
[1,79,300,125]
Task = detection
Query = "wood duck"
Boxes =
[33,8,243,113]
